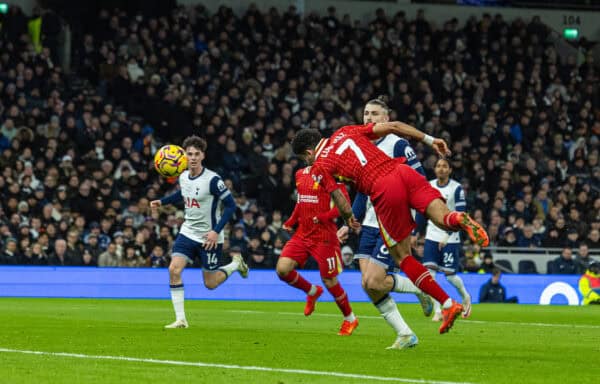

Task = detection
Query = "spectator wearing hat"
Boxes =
[84,232,102,263]
[579,261,600,305]
[247,247,273,270]
[478,253,495,274]
[499,227,517,247]
[564,227,581,249]
[341,245,357,270]
[541,226,562,248]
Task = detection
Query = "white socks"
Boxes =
[170,285,186,321]
[429,269,469,311]
[219,258,240,277]
[344,312,356,322]
[307,285,317,296]
[392,274,421,294]
[447,274,470,301]
[375,295,413,336]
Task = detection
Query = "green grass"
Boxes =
[0,298,598,384]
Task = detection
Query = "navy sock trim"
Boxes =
[374,293,390,307]
[388,273,396,291]
[170,284,184,289]
[217,268,229,277]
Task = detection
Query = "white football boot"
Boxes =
[164,319,189,329]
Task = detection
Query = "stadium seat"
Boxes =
[518,260,538,274]
[494,259,514,273]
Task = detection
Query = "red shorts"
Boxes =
[281,236,342,279]
[371,163,443,248]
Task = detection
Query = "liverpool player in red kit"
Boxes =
[292,122,489,334]
[277,166,358,336]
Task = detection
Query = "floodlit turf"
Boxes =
[0,298,597,384]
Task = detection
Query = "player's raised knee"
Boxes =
[203,280,219,290]
[364,275,385,292]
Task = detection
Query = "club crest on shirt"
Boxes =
[311,174,323,190]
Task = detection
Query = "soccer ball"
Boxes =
[154,145,188,178]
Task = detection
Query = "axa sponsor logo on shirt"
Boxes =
[185,197,200,208]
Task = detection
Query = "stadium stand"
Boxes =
[0,3,598,272]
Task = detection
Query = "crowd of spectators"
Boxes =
[0,3,598,274]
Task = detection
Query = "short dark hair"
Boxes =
[492,267,501,276]
[182,135,207,152]
[366,95,391,113]
[292,129,322,155]
[435,157,451,168]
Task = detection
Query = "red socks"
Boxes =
[278,270,312,293]
[327,282,353,317]
[443,211,462,231]
[400,255,449,305]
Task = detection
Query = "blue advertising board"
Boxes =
[0,267,583,305]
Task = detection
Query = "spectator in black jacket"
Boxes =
[0,238,19,264]
[479,268,518,303]
[550,247,580,274]
[48,239,73,266]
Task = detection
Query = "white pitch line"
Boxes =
[462,319,600,329]
[227,310,600,329]
[0,347,475,384]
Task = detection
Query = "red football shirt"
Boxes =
[311,123,405,195]
[284,167,349,245]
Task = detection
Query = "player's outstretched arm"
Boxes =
[372,122,451,157]
[151,190,183,212]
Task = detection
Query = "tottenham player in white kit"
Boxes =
[151,136,249,328]
[423,158,471,320]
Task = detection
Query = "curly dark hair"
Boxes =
[292,129,322,155]
[182,135,207,152]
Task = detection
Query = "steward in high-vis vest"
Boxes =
[579,261,600,305]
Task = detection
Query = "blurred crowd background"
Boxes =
[0,2,598,274]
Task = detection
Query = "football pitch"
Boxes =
[0,298,597,384]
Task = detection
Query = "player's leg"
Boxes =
[398,163,488,246]
[440,243,471,318]
[372,175,455,313]
[316,245,357,335]
[384,165,463,332]
[424,199,489,247]
[165,235,194,328]
[423,239,443,321]
[277,237,322,315]
[387,238,462,334]
[201,244,248,289]
[362,260,417,348]
[355,226,380,288]
[372,238,433,317]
